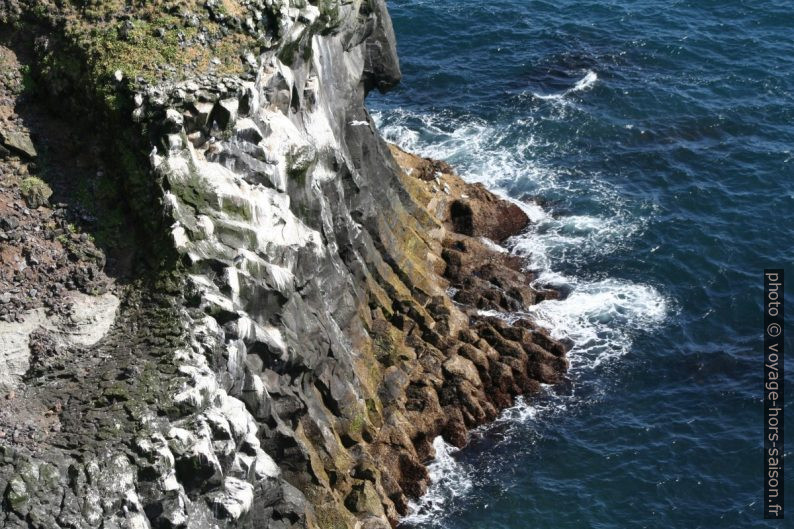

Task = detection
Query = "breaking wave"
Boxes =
[531,70,599,100]
[401,437,474,526]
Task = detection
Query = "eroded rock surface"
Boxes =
[0,291,119,389]
[0,2,569,528]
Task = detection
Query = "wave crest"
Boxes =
[531,70,598,100]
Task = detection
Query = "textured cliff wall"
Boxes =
[0,2,567,528]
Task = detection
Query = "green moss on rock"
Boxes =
[314,502,352,529]
[19,176,52,208]
[5,475,29,512]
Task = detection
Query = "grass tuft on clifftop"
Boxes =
[8,0,282,88]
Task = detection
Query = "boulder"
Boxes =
[449,193,529,242]
[0,130,37,159]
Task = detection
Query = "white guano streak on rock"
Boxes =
[141,4,379,523]
[0,292,119,389]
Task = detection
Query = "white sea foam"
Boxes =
[374,108,542,189]
[512,198,549,223]
[531,70,598,100]
[524,278,668,368]
[509,212,643,272]
[477,237,509,253]
[494,394,548,424]
[374,101,669,526]
[573,70,599,91]
[401,436,473,526]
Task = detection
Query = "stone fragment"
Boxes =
[0,216,19,231]
[164,108,184,132]
[1,131,37,159]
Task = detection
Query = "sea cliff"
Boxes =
[0,2,567,528]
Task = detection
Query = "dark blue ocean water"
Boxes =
[369,1,794,527]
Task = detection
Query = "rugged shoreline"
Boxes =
[1,2,568,528]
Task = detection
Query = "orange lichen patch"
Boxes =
[221,0,246,18]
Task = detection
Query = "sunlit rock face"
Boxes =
[136,1,420,526]
[1,2,568,528]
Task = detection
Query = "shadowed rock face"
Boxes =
[0,2,567,528]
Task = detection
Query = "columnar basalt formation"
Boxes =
[0,2,568,528]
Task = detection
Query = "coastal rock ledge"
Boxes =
[0,1,568,528]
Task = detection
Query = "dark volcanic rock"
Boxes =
[0,2,568,529]
[361,0,402,94]
[449,191,530,242]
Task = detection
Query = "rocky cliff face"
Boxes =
[0,2,567,528]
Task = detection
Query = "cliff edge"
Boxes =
[0,2,568,528]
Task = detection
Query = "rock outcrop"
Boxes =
[0,2,568,528]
